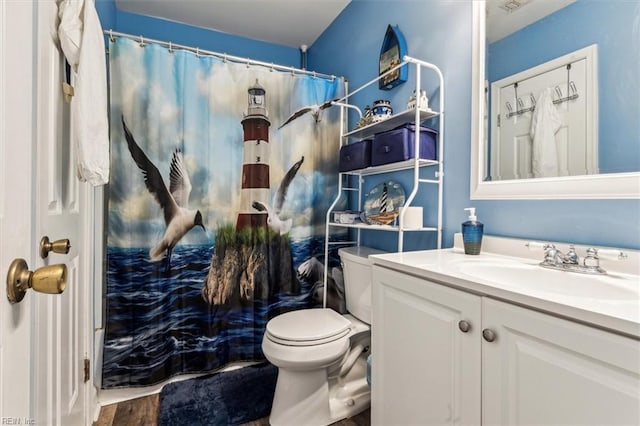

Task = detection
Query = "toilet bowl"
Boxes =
[262,246,384,426]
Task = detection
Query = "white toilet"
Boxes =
[262,246,384,426]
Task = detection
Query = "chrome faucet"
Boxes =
[536,243,627,275]
[562,245,580,265]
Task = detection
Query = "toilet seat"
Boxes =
[265,308,352,347]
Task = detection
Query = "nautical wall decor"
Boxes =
[362,180,405,225]
[379,25,408,90]
[105,37,346,388]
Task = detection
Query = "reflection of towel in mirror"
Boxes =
[530,88,562,178]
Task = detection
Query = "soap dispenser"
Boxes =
[462,207,483,255]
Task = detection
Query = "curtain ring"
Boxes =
[109,29,115,43]
[168,41,173,53]
[223,53,227,63]
[246,59,251,68]
[195,47,200,57]
[270,63,274,72]
[312,71,316,79]
[139,35,145,47]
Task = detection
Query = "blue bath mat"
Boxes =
[158,362,278,426]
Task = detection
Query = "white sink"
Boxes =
[371,236,640,337]
[456,259,639,301]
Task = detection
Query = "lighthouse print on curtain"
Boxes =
[104,37,346,388]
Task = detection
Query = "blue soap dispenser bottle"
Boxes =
[462,207,483,255]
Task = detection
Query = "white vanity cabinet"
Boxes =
[371,265,482,426]
[482,298,640,426]
[371,265,640,426]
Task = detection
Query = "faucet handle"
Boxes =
[583,248,604,272]
[541,243,561,264]
[583,247,627,274]
[527,242,561,265]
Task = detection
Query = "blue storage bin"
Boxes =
[371,124,437,166]
[339,139,372,172]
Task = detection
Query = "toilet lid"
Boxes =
[266,308,351,346]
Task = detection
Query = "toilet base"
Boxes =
[328,355,371,422]
[269,354,370,426]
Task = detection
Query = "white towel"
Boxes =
[530,87,562,178]
[58,0,109,186]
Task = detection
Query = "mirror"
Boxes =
[471,0,640,199]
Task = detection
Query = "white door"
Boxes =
[372,266,482,426]
[482,298,640,426]
[1,1,93,425]
[490,49,597,180]
[0,0,36,421]
[494,62,587,180]
[492,83,533,180]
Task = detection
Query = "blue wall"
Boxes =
[309,0,473,252]
[95,2,300,67]
[96,0,640,250]
[310,0,639,250]
[488,0,640,174]
[95,0,116,29]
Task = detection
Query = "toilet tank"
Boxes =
[338,246,386,324]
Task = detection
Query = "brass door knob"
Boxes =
[40,236,71,259]
[6,258,67,304]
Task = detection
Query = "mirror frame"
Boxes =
[470,0,640,200]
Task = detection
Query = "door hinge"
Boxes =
[84,358,90,383]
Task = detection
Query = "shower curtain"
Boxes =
[104,37,346,388]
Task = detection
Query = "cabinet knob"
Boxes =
[458,320,471,333]
[482,328,497,342]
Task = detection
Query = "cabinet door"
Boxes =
[483,298,640,426]
[371,266,481,426]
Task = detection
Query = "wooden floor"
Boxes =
[95,394,370,426]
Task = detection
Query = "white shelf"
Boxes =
[324,56,444,263]
[345,108,440,140]
[341,158,439,176]
[329,222,439,232]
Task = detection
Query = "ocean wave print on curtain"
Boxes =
[104,37,346,388]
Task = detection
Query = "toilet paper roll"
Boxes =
[399,206,423,229]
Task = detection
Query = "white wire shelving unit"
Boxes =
[322,56,445,308]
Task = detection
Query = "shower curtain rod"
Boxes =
[104,29,337,81]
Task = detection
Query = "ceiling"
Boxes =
[116,0,577,48]
[486,0,576,43]
[115,0,351,48]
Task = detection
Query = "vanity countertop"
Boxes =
[371,235,640,339]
